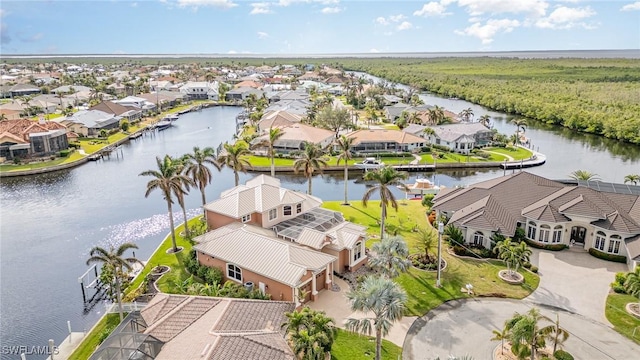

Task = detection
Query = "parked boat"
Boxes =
[399,178,443,195]
[155,120,172,131]
[354,157,385,170]
[162,114,179,122]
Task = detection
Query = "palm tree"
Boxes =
[183,146,221,210]
[252,127,284,177]
[345,276,408,360]
[491,325,509,355]
[86,242,140,321]
[542,313,570,354]
[459,107,474,122]
[335,135,354,205]
[443,224,464,246]
[361,166,408,240]
[479,114,491,128]
[282,307,336,360]
[415,226,437,262]
[172,157,194,238]
[369,236,411,278]
[569,170,601,181]
[493,238,531,276]
[0,113,7,121]
[510,119,527,145]
[505,308,551,360]
[140,155,193,253]
[624,266,640,305]
[293,143,328,196]
[218,142,252,187]
[624,174,640,185]
[427,105,446,125]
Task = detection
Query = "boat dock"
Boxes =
[500,151,546,169]
[393,164,436,172]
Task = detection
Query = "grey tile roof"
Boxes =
[213,300,294,333]
[625,235,640,260]
[209,334,294,360]
[65,109,120,129]
[146,297,220,342]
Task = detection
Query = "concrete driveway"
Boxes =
[403,299,639,360]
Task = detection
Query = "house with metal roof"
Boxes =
[196,175,368,305]
[406,122,494,154]
[433,172,640,270]
[61,109,121,137]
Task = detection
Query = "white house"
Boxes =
[179,81,219,101]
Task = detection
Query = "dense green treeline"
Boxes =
[339,58,640,144]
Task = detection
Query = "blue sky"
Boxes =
[1,0,639,55]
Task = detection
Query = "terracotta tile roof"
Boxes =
[234,80,262,89]
[212,299,293,333]
[346,129,425,145]
[209,334,294,360]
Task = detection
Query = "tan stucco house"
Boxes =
[194,175,368,306]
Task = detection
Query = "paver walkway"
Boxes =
[410,154,422,165]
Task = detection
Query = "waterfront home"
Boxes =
[113,96,156,113]
[90,101,142,123]
[267,89,309,103]
[345,129,426,153]
[256,110,304,132]
[403,122,493,154]
[138,91,187,110]
[252,123,334,154]
[384,103,432,122]
[225,87,265,102]
[194,175,368,305]
[90,294,295,360]
[0,119,69,160]
[61,109,121,137]
[263,99,310,117]
[179,81,219,101]
[433,172,640,270]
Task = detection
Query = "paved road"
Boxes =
[403,299,639,360]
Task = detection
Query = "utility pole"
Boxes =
[436,221,444,288]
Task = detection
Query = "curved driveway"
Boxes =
[403,249,639,359]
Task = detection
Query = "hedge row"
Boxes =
[588,248,627,263]
[523,238,568,251]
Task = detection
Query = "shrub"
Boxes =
[431,144,452,152]
[68,142,81,149]
[523,262,532,269]
[612,284,627,294]
[588,248,627,263]
[554,350,574,360]
[204,267,223,285]
[523,238,568,251]
[59,149,71,157]
[530,266,538,273]
[420,146,431,153]
[98,324,116,344]
[513,227,526,243]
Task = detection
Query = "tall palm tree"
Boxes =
[218,142,252,187]
[183,146,221,209]
[542,313,570,354]
[479,114,491,128]
[139,155,193,253]
[459,107,474,122]
[252,127,284,177]
[361,166,408,240]
[172,157,194,238]
[427,105,446,125]
[369,236,411,278]
[345,276,408,360]
[510,119,527,145]
[282,307,336,360]
[624,174,640,185]
[293,143,328,196]
[569,170,601,181]
[335,135,354,205]
[86,242,140,321]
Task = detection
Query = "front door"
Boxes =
[570,226,587,245]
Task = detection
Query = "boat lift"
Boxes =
[78,264,106,310]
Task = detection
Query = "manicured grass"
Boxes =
[381,124,401,130]
[0,151,85,171]
[246,155,296,167]
[487,146,533,160]
[331,329,402,360]
[324,200,539,316]
[68,314,121,360]
[605,293,640,344]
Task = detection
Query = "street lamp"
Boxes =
[437,221,444,288]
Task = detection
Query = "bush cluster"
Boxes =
[186,249,224,285]
[451,245,496,259]
[611,272,629,294]
[588,248,627,263]
[554,350,574,360]
[523,238,568,251]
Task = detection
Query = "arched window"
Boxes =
[527,221,537,240]
[473,231,484,246]
[353,242,362,262]
[552,226,563,243]
[227,263,242,282]
[539,225,551,243]
[608,235,621,254]
[594,231,606,251]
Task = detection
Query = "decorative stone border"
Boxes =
[150,265,170,276]
[410,256,447,273]
[498,270,524,284]
[166,246,184,254]
[626,302,640,319]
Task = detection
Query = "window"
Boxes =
[552,226,563,243]
[353,242,362,262]
[283,206,292,216]
[269,208,277,221]
[595,231,606,251]
[608,235,621,254]
[241,214,251,223]
[527,221,537,240]
[473,231,484,246]
[539,225,550,243]
[296,203,302,214]
[227,264,242,282]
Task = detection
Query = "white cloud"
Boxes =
[468,16,482,22]
[455,18,520,44]
[457,0,548,17]
[228,50,237,54]
[621,2,640,11]
[257,31,269,39]
[177,0,237,9]
[370,48,380,53]
[535,6,596,29]
[375,17,389,25]
[278,0,339,6]
[389,14,406,22]
[414,2,452,17]
[250,2,272,14]
[321,6,342,14]
[397,21,414,31]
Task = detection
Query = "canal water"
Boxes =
[1,97,639,358]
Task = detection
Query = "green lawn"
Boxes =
[487,146,534,160]
[324,200,539,316]
[0,151,85,171]
[605,293,640,344]
[332,329,402,360]
[68,314,121,360]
